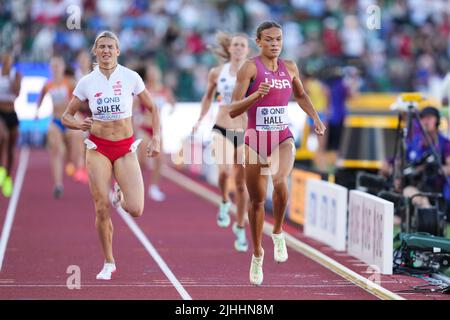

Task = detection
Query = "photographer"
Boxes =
[381,106,450,219]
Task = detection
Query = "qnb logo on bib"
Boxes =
[95,96,124,120]
[256,106,290,131]
[264,78,291,89]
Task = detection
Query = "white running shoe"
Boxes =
[249,249,264,285]
[148,185,166,202]
[232,222,248,252]
[216,201,231,228]
[109,183,122,208]
[272,232,288,263]
[96,263,117,280]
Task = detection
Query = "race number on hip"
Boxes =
[256,106,290,131]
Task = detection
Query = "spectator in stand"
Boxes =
[0,0,449,100]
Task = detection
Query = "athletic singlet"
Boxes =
[0,69,17,103]
[244,56,293,157]
[73,64,145,122]
[43,78,73,105]
[216,62,236,106]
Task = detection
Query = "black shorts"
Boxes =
[0,110,19,129]
[326,122,343,151]
[212,124,244,149]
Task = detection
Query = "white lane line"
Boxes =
[115,205,192,300]
[0,147,30,271]
[0,284,359,288]
[162,165,405,301]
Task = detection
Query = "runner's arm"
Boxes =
[35,84,48,118]
[62,96,92,131]
[166,87,177,112]
[137,89,161,157]
[287,60,326,136]
[138,89,161,139]
[12,71,22,97]
[193,67,219,131]
[228,60,267,118]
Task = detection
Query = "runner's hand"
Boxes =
[257,82,270,98]
[313,118,326,136]
[80,117,93,131]
[147,136,160,158]
[192,121,201,134]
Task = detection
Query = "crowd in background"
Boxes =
[0,0,449,102]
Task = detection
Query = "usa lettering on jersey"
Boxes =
[264,78,291,89]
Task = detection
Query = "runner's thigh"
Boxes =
[86,149,113,207]
[113,151,144,208]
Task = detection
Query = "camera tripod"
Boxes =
[391,102,449,234]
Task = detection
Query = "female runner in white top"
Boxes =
[193,32,250,252]
[62,31,161,280]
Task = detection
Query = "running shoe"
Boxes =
[148,185,165,202]
[272,232,288,263]
[53,185,63,199]
[249,249,264,286]
[96,262,117,280]
[232,222,248,252]
[0,166,6,187]
[217,201,231,228]
[2,176,12,197]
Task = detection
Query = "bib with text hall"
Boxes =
[255,106,290,131]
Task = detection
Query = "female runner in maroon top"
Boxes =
[228,21,326,285]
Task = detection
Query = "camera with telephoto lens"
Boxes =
[357,171,447,237]
[403,152,440,188]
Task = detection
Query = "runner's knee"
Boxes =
[124,204,143,218]
[272,176,288,189]
[235,178,246,194]
[219,169,230,181]
[250,199,265,211]
[95,200,111,220]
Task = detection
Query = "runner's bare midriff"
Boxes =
[90,117,134,141]
[53,102,68,119]
[215,107,247,130]
[0,101,15,112]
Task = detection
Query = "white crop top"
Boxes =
[216,63,236,106]
[73,64,145,121]
[0,69,17,103]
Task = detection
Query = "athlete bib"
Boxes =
[255,106,290,131]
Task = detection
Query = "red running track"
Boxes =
[0,148,380,300]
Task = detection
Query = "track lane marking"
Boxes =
[0,147,30,271]
[115,205,192,300]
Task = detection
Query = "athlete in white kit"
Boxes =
[62,31,161,280]
[193,32,250,252]
[0,52,22,198]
